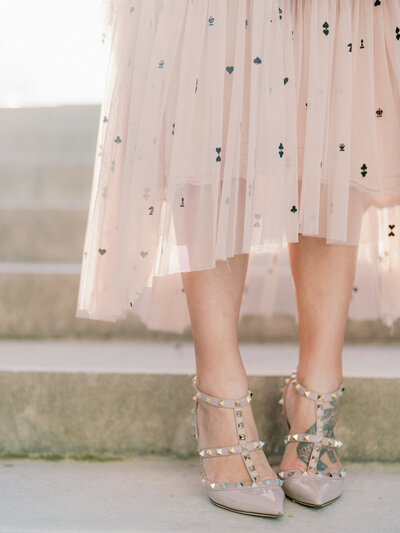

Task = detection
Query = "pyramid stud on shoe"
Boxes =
[191,376,284,517]
[278,369,346,507]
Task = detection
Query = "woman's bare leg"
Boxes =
[280,235,359,474]
[182,253,276,483]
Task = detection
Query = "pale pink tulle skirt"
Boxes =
[76,0,400,333]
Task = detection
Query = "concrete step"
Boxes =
[0,105,99,168]
[0,210,87,262]
[1,271,400,340]
[0,458,398,532]
[0,164,92,203]
[0,105,97,264]
[0,341,398,463]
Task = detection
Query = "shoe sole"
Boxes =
[209,498,284,518]
[285,493,342,508]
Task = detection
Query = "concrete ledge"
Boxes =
[1,340,399,377]
[0,210,87,262]
[0,341,398,463]
[1,274,400,340]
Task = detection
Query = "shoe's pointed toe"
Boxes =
[283,476,344,507]
[208,484,285,517]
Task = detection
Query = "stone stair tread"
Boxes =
[0,340,399,377]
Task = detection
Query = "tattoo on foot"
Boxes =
[296,400,339,471]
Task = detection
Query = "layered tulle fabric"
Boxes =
[76,0,400,333]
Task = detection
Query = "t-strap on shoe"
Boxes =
[278,369,346,507]
[191,376,284,517]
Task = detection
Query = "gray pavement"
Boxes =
[0,458,398,533]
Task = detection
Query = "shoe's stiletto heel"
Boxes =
[278,369,346,507]
[191,376,285,517]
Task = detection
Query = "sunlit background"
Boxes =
[0,0,107,107]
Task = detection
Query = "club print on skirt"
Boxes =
[76,0,400,333]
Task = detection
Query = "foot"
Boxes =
[195,383,277,485]
[279,379,343,475]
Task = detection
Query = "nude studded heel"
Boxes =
[278,369,346,507]
[191,376,285,517]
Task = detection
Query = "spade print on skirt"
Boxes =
[361,163,368,177]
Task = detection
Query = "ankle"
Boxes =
[296,367,342,394]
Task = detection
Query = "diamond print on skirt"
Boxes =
[76,0,400,333]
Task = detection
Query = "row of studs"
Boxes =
[278,470,347,479]
[191,400,255,452]
[191,391,253,409]
[201,476,284,490]
[308,398,326,473]
[192,392,264,486]
[192,375,253,408]
[191,399,258,457]
[290,370,344,473]
[289,370,345,402]
[191,388,260,485]
[233,404,257,482]
[198,440,265,457]
[284,434,343,448]
[280,370,345,476]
